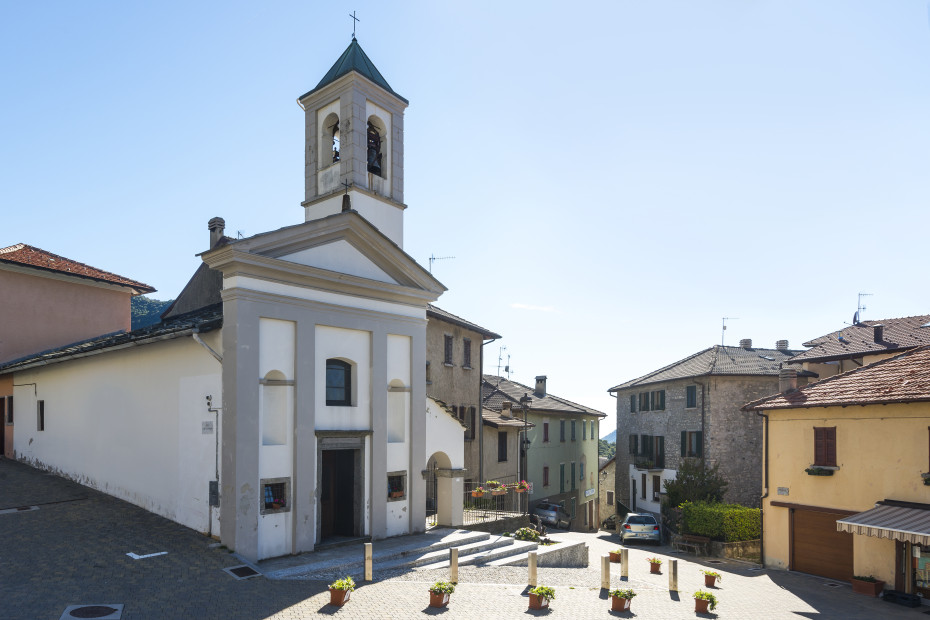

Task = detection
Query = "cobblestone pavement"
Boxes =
[2,459,926,619]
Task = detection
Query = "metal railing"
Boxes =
[462,477,528,526]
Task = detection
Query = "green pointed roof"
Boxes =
[299,37,407,104]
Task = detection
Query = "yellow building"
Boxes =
[744,345,930,595]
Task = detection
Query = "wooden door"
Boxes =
[792,509,854,581]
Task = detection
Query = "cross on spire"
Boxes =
[349,11,360,39]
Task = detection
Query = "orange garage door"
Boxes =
[792,508,854,581]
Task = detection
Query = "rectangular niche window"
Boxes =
[387,471,406,501]
[37,400,45,431]
[260,477,290,515]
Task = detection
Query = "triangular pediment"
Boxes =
[201,211,445,304]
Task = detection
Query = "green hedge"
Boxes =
[679,501,760,542]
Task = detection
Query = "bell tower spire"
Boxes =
[297,37,408,247]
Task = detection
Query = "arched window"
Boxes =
[366,118,384,177]
[326,359,352,406]
[321,112,340,168]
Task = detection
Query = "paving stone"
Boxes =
[0,458,924,619]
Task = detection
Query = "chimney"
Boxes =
[501,401,512,418]
[208,217,225,248]
[775,339,789,351]
[779,368,798,393]
[873,324,884,343]
[535,375,547,398]
[739,339,753,349]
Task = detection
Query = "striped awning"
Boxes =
[836,504,930,546]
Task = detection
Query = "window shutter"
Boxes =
[659,390,666,410]
[695,431,703,457]
[630,394,636,413]
[650,391,655,410]
[657,436,665,467]
[826,428,836,466]
[814,427,825,465]
[681,431,687,457]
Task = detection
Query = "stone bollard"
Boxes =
[364,542,373,581]
[621,548,629,579]
[528,551,538,587]
[669,558,678,592]
[450,547,459,583]
[601,554,610,589]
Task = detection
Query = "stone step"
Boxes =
[416,537,539,570]
[263,528,492,580]
[379,534,524,572]
[485,538,588,568]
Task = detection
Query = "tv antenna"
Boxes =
[428,254,455,273]
[721,317,739,346]
[497,345,512,379]
[853,292,873,324]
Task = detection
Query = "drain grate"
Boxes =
[60,604,123,620]
[823,582,842,588]
[706,560,723,564]
[0,505,38,515]
[224,565,260,580]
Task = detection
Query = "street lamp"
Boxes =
[519,392,532,514]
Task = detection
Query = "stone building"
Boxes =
[483,374,606,530]
[608,339,804,515]
[598,456,617,527]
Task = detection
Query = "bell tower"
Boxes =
[298,37,408,247]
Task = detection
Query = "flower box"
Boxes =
[851,576,885,597]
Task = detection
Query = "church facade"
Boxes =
[1,38,464,562]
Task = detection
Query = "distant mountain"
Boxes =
[131,296,174,330]
[600,429,617,443]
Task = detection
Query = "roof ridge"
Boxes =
[609,346,716,391]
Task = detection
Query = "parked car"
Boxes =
[600,513,618,530]
[533,502,571,529]
[619,513,661,544]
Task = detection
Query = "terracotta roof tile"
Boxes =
[0,243,155,293]
[744,345,930,411]
[790,315,930,363]
[427,305,501,339]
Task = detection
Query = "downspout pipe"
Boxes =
[756,409,769,568]
[480,337,498,485]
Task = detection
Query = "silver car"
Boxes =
[533,502,571,529]
[619,513,661,544]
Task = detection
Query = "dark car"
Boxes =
[533,502,571,529]
[619,513,661,544]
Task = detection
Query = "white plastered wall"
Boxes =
[425,398,465,527]
[258,318,295,559]
[385,334,411,536]
[13,333,222,534]
[281,240,397,284]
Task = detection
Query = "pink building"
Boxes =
[0,243,153,457]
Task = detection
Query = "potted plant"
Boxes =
[487,480,507,495]
[471,485,486,498]
[851,575,885,597]
[701,569,722,588]
[514,479,530,493]
[528,585,555,609]
[804,466,834,476]
[328,576,355,606]
[693,589,718,613]
[428,580,455,608]
[609,548,623,563]
[608,587,636,612]
[647,556,663,574]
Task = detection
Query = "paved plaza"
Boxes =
[1,458,926,619]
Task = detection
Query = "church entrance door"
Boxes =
[321,448,357,540]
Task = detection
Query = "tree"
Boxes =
[661,458,728,509]
[131,296,174,330]
[598,439,615,459]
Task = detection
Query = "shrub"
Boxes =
[529,585,555,600]
[693,589,718,610]
[680,501,760,542]
[513,527,541,542]
[329,576,355,591]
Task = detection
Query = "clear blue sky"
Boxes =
[3,2,930,435]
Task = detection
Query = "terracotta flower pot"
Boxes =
[704,574,717,588]
[516,488,526,493]
[609,552,622,563]
[328,588,351,606]
[851,578,884,597]
[650,562,661,574]
[610,596,631,612]
[492,489,506,496]
[429,591,450,608]
[695,598,710,613]
[471,491,484,498]
[528,593,550,610]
